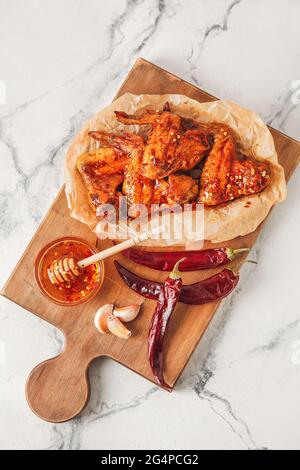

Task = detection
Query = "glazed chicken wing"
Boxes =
[88,131,145,155]
[153,175,199,205]
[199,125,271,206]
[175,129,211,171]
[88,130,152,207]
[77,147,128,177]
[115,108,210,179]
[115,110,181,179]
[88,128,200,207]
[77,148,127,210]
[84,106,271,214]
[122,156,154,207]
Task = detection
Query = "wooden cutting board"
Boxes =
[1,58,299,423]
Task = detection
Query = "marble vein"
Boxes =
[0,0,138,121]
[181,262,266,449]
[48,386,159,450]
[194,381,260,449]
[265,83,300,132]
[227,318,300,369]
[0,0,171,123]
[0,0,175,237]
[187,0,243,86]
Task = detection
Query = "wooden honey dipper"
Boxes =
[47,226,165,285]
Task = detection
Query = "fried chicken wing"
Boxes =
[153,175,199,205]
[88,130,145,155]
[114,110,161,126]
[122,156,154,207]
[87,174,124,209]
[77,147,128,177]
[175,129,211,171]
[83,105,271,214]
[199,125,271,206]
[77,148,127,210]
[116,110,182,179]
[115,109,210,179]
[88,130,152,207]
[87,128,200,207]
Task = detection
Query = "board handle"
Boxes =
[26,342,95,423]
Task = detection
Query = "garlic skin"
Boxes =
[113,304,141,322]
[94,304,114,334]
[107,316,131,339]
[94,303,140,338]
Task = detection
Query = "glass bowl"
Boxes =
[34,237,104,306]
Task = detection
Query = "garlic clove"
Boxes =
[113,304,142,322]
[107,316,131,339]
[94,304,114,334]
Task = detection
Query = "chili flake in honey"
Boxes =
[35,237,104,306]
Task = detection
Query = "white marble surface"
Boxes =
[0,0,300,450]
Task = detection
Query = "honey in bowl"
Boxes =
[35,237,104,306]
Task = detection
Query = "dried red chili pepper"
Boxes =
[122,246,249,271]
[115,261,161,301]
[180,268,239,304]
[148,258,185,390]
[114,261,239,305]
